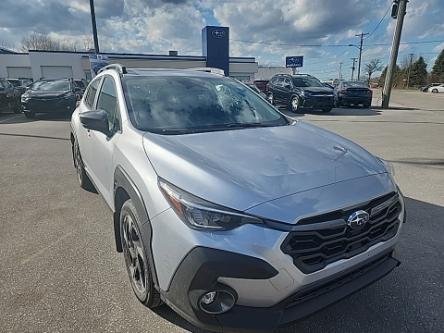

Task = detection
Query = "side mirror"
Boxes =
[79,110,109,135]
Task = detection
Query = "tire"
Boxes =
[24,111,35,119]
[321,108,332,113]
[120,199,162,308]
[431,89,438,93]
[267,92,274,105]
[73,139,94,191]
[289,96,302,113]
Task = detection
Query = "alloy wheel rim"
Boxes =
[74,145,83,183]
[268,94,273,104]
[292,97,299,111]
[122,214,147,296]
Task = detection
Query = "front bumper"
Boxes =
[150,175,405,332]
[22,97,76,113]
[163,246,400,333]
[301,95,334,109]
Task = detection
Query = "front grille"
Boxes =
[281,192,401,274]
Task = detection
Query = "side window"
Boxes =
[84,78,100,109]
[96,76,120,134]
[283,78,292,88]
[274,77,283,87]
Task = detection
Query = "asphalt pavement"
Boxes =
[1,90,443,333]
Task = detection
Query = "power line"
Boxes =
[366,5,391,38]
[231,38,444,48]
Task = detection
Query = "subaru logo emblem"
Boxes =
[347,210,369,229]
[212,30,225,39]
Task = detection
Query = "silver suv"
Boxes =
[70,65,405,332]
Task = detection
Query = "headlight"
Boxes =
[21,95,29,102]
[379,158,395,176]
[299,90,305,96]
[158,179,263,230]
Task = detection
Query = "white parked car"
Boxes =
[429,84,444,93]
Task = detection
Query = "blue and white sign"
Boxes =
[89,53,109,77]
[286,56,304,68]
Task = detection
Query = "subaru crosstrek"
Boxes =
[70,65,405,333]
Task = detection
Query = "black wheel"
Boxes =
[289,96,302,113]
[24,111,35,119]
[267,92,274,105]
[73,139,94,191]
[431,89,438,93]
[120,200,162,308]
[13,101,22,114]
[321,108,332,113]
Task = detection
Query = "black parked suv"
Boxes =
[0,78,21,114]
[267,74,334,113]
[21,78,78,118]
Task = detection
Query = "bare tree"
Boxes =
[20,32,79,52]
[365,59,384,83]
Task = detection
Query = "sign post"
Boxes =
[286,56,304,75]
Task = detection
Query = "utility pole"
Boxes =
[382,0,408,108]
[89,0,100,53]
[351,58,357,80]
[406,52,414,88]
[355,32,369,81]
[339,62,343,81]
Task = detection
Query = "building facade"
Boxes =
[0,26,258,82]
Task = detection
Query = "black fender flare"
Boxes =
[113,166,159,288]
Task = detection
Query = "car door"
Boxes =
[75,76,102,172]
[282,77,293,105]
[273,77,286,106]
[85,75,121,206]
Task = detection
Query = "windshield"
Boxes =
[123,76,288,134]
[292,76,324,87]
[8,80,20,87]
[35,80,70,92]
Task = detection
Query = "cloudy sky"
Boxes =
[1,0,443,80]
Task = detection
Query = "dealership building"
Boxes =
[0,26,258,82]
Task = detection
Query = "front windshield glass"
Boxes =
[123,76,288,134]
[292,76,324,87]
[36,80,70,92]
[9,80,20,87]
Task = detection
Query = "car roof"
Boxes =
[122,68,223,78]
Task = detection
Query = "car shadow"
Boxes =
[0,112,71,124]
[278,107,381,118]
[151,197,444,333]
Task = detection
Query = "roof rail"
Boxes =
[98,63,127,74]
[189,67,225,76]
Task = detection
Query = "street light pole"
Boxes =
[89,0,100,54]
[382,0,408,108]
[351,57,357,80]
[355,32,369,81]
[339,62,343,80]
[406,52,414,88]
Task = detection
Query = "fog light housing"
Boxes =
[198,290,236,314]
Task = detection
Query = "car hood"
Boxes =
[25,90,69,98]
[301,87,333,94]
[143,121,386,212]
